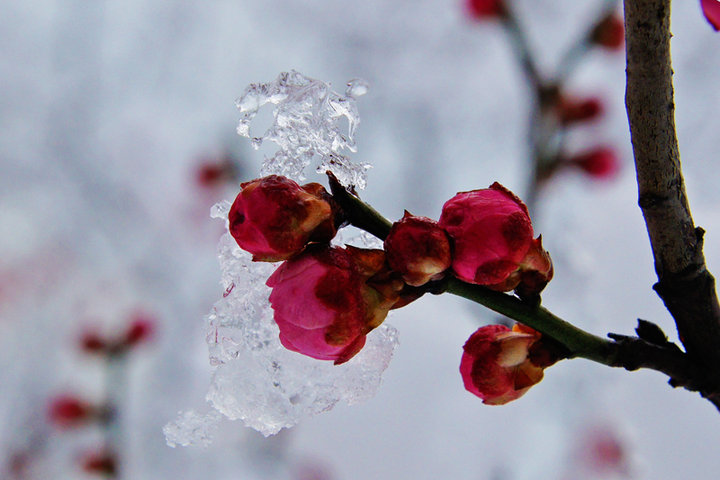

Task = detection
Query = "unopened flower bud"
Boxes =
[229,175,337,262]
[568,147,620,179]
[81,450,117,477]
[460,323,560,405]
[702,0,720,30]
[466,0,507,19]
[514,236,554,299]
[267,245,402,364]
[580,426,628,474]
[590,13,624,50]
[384,212,452,287]
[195,154,237,188]
[79,330,107,355]
[123,312,155,347]
[439,183,534,287]
[557,96,603,125]
[48,395,94,429]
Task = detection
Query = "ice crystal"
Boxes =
[163,72,396,442]
[164,410,222,448]
[192,198,398,438]
[235,70,371,188]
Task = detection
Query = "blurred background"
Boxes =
[3,0,720,478]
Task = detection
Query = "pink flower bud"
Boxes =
[557,96,603,125]
[590,13,624,50]
[195,154,237,188]
[438,183,534,287]
[267,245,402,364]
[48,395,93,428]
[460,323,558,405]
[80,330,107,354]
[702,0,720,30]
[229,175,337,262]
[568,147,620,179]
[487,236,554,298]
[81,450,117,477]
[384,212,452,287]
[466,0,506,19]
[581,426,628,474]
[123,313,155,347]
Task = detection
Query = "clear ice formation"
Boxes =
[165,73,397,442]
[164,410,222,448]
[236,70,371,189]
[202,203,398,437]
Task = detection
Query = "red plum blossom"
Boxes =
[590,13,624,50]
[569,147,620,179]
[466,0,506,19]
[557,96,603,125]
[702,0,720,30]
[229,175,337,262]
[439,183,537,288]
[384,212,452,286]
[48,395,94,429]
[460,323,559,405]
[267,245,403,364]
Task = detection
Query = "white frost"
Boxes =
[235,70,371,188]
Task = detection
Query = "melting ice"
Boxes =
[165,72,397,443]
[235,70,371,189]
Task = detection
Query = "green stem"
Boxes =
[327,172,392,240]
[328,171,614,362]
[444,277,613,363]
[326,172,720,402]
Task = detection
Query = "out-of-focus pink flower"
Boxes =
[702,0,720,30]
[81,450,117,477]
[438,183,534,287]
[384,212,452,287]
[294,460,334,480]
[123,312,155,347]
[9,451,30,477]
[568,147,620,179]
[579,426,629,475]
[80,330,107,354]
[48,395,93,428]
[267,245,402,364]
[460,323,559,405]
[229,175,337,262]
[195,155,237,188]
[590,13,624,50]
[557,96,603,125]
[465,0,506,19]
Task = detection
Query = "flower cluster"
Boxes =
[46,311,156,476]
[228,174,560,401]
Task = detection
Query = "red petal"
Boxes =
[702,0,720,30]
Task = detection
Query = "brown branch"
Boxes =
[624,0,720,371]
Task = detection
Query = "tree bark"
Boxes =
[624,0,720,371]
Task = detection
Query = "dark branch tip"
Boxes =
[635,318,669,345]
